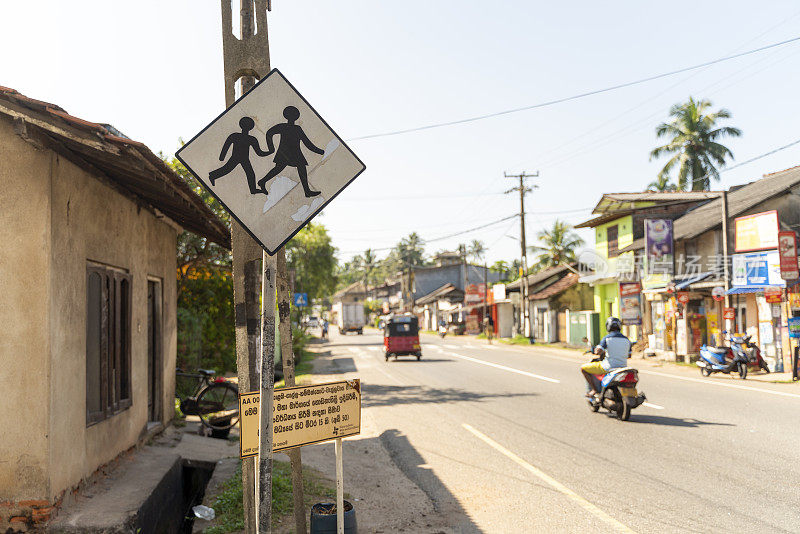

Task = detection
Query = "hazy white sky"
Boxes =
[3,1,800,265]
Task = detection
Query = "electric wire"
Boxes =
[346,36,800,141]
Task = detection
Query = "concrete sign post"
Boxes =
[175,69,366,255]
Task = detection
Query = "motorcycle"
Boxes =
[584,347,647,421]
[697,338,750,379]
[438,324,447,338]
[730,334,769,374]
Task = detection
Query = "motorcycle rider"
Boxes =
[581,317,631,400]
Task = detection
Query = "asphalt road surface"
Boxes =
[321,328,800,533]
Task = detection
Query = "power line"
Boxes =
[347,35,800,141]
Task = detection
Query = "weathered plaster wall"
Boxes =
[47,151,178,500]
[0,118,52,500]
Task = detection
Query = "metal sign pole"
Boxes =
[257,250,277,532]
[335,437,345,534]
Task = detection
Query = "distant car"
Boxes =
[306,316,319,328]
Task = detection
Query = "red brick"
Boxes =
[9,515,29,523]
[31,506,53,523]
[18,500,49,508]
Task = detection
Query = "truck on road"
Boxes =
[333,301,365,335]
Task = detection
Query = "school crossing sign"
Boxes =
[176,69,366,254]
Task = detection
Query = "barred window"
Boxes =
[86,264,132,425]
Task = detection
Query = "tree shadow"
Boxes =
[362,383,536,408]
[386,358,454,363]
[630,415,736,428]
[381,429,484,533]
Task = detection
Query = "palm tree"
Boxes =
[468,239,486,262]
[650,97,742,191]
[646,175,678,192]
[528,220,584,271]
[362,248,377,297]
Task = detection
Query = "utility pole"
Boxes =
[505,171,538,340]
[220,2,291,532]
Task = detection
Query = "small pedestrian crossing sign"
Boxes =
[176,69,366,254]
[293,293,308,307]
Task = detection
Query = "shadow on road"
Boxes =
[631,415,736,428]
[385,358,454,363]
[381,429,484,533]
[363,383,536,408]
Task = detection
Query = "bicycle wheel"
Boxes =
[197,382,240,430]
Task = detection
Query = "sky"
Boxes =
[3,1,800,267]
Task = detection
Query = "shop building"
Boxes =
[619,166,800,366]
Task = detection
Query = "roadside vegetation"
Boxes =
[204,460,336,533]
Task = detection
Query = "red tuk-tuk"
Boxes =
[384,315,422,361]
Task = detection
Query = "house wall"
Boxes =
[0,118,52,501]
[47,150,178,500]
[0,115,178,503]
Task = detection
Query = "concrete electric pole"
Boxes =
[505,171,538,339]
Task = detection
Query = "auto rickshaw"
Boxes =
[384,315,422,361]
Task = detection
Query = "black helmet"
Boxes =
[606,317,622,332]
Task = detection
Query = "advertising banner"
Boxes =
[723,308,735,320]
[765,287,783,303]
[731,251,785,288]
[619,282,642,325]
[778,231,799,280]
[465,283,486,304]
[734,210,778,252]
[788,317,800,338]
[645,219,674,275]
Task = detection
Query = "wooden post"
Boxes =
[277,250,307,534]
[257,251,277,532]
[335,437,344,534]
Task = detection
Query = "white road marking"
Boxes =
[365,346,380,352]
[443,351,560,383]
[442,344,460,349]
[642,402,664,410]
[640,369,800,399]
[462,424,636,533]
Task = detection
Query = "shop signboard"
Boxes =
[619,282,642,325]
[734,210,778,252]
[790,293,800,310]
[465,283,486,304]
[723,307,735,320]
[731,251,785,288]
[676,291,689,305]
[712,286,725,301]
[492,283,506,301]
[645,219,674,275]
[778,231,799,280]
[788,317,800,338]
[765,287,783,304]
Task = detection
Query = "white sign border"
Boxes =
[175,68,366,255]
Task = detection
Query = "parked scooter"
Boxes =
[697,333,751,378]
[730,334,769,374]
[584,347,647,421]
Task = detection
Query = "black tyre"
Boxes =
[700,365,712,377]
[416,352,421,361]
[760,360,770,373]
[589,399,600,412]
[197,382,239,430]
[738,363,748,380]
[619,397,631,421]
[385,353,390,361]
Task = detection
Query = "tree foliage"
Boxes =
[528,220,584,271]
[650,97,742,191]
[286,222,338,301]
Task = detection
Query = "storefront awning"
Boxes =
[727,286,782,295]
[675,272,713,290]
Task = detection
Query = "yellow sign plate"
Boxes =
[239,379,361,458]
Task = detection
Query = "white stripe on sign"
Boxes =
[642,402,664,410]
[640,369,800,400]
[462,424,636,533]
[444,351,560,383]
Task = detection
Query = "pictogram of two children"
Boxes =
[209,106,323,198]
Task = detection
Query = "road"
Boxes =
[320,328,800,533]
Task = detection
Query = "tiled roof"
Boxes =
[528,272,579,300]
[0,86,230,248]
